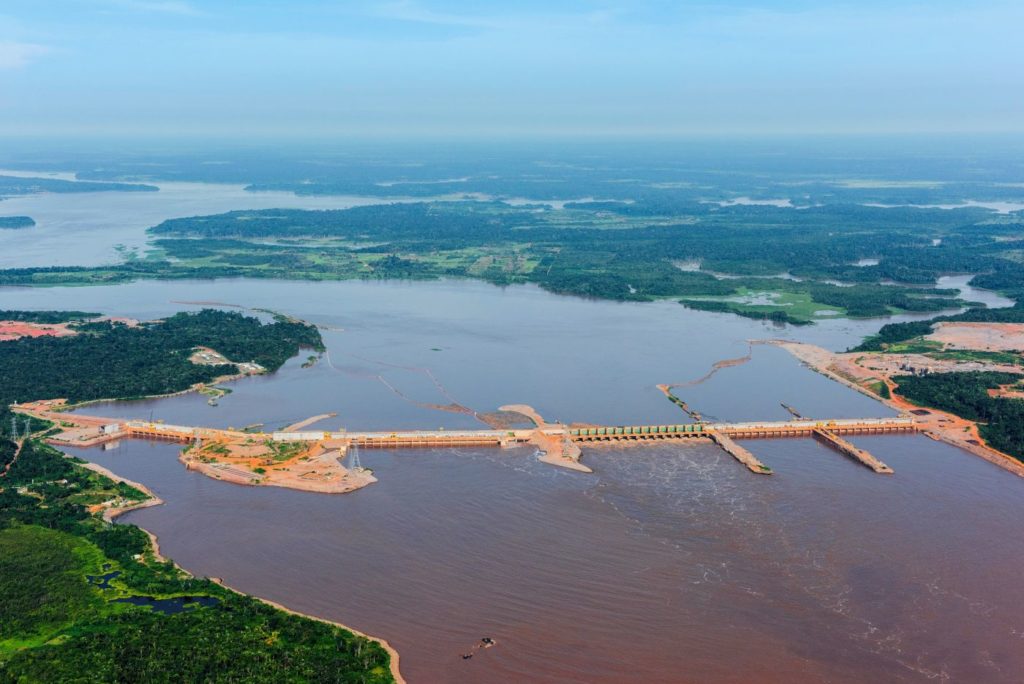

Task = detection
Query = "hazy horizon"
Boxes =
[2,0,1022,138]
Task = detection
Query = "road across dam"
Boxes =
[29,404,916,476]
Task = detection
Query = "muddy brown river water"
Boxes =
[5,277,1024,683]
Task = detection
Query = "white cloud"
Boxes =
[0,41,49,69]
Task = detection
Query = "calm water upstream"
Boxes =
[4,277,1024,683]
[0,179,418,268]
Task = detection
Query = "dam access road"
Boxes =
[21,401,915,492]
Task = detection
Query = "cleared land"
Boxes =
[0,321,77,341]
[927,322,1024,351]
[768,326,1024,476]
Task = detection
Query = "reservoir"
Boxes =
[5,277,1024,683]
[0,179,415,269]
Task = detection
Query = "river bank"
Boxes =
[8,276,1024,682]
[72,448,406,683]
[766,339,1024,478]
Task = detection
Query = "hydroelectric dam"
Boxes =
[31,403,917,476]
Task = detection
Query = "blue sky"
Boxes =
[1,0,1022,137]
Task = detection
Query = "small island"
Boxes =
[0,175,158,196]
[0,216,34,229]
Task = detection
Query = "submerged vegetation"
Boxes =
[0,439,394,682]
[2,199,1021,323]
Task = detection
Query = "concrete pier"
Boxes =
[23,402,916,478]
[708,431,773,475]
[813,429,894,474]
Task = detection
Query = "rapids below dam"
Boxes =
[4,278,1024,682]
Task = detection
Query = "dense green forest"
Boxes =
[4,199,1021,322]
[0,439,15,472]
[676,299,812,325]
[0,439,394,682]
[892,372,1024,461]
[0,216,34,229]
[0,309,99,324]
[0,309,323,406]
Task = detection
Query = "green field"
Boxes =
[926,349,1022,365]
[681,290,843,324]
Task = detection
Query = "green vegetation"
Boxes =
[853,306,1024,351]
[0,216,34,229]
[0,309,318,452]
[927,349,1022,365]
[0,408,51,442]
[866,380,891,399]
[0,310,100,324]
[0,308,365,677]
[679,297,813,325]
[0,440,16,473]
[0,309,323,406]
[0,526,106,646]
[683,278,962,321]
[3,199,1015,323]
[265,440,307,462]
[199,443,230,457]
[0,175,157,196]
[675,282,952,323]
[877,338,944,355]
[892,371,1024,461]
[0,439,394,681]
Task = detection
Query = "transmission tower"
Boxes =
[349,443,363,471]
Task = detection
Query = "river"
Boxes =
[3,177,1024,682]
[0,178,411,268]
[3,276,1024,683]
